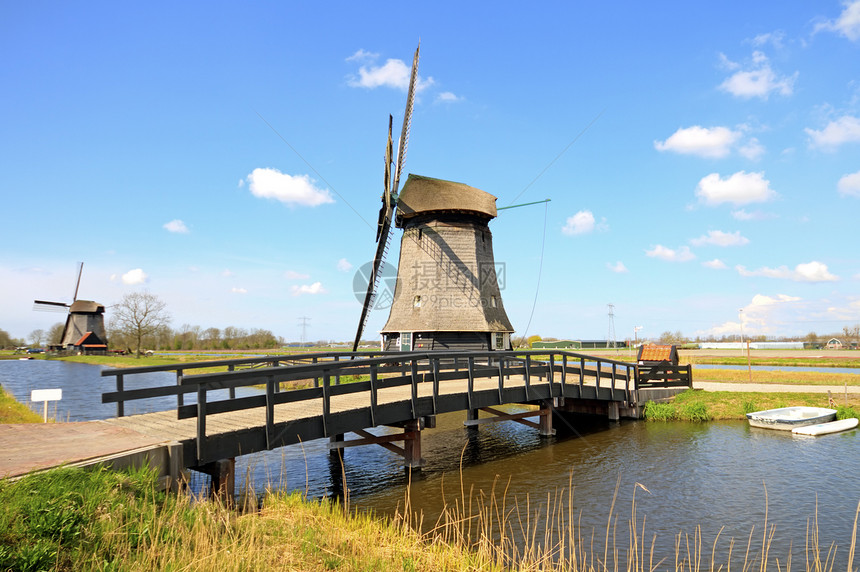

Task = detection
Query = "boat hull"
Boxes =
[746,406,837,431]
[792,417,858,436]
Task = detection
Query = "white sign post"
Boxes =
[30,388,62,423]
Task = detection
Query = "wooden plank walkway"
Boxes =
[103,374,542,446]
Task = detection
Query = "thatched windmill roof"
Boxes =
[396,174,498,226]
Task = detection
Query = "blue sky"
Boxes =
[2,1,859,344]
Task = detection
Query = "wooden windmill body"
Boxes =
[351,45,515,352]
[380,175,513,351]
[34,263,108,354]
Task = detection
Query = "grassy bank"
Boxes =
[644,388,860,421]
[2,465,858,572]
[693,367,860,385]
[685,355,860,368]
[0,467,501,571]
[0,386,43,423]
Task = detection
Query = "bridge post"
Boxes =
[403,419,423,468]
[466,409,480,433]
[607,401,620,421]
[198,458,235,506]
[539,400,555,436]
[329,433,344,457]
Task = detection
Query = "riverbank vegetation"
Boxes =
[0,466,501,571]
[0,386,43,424]
[644,389,860,422]
[2,465,857,572]
[692,367,860,385]
[685,355,860,368]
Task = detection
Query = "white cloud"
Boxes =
[606,261,628,273]
[645,245,696,262]
[738,137,765,160]
[814,1,860,41]
[337,258,353,272]
[231,287,247,294]
[347,58,434,92]
[563,211,595,235]
[690,230,750,247]
[285,270,310,280]
[291,282,326,296]
[122,268,148,285]
[838,170,860,196]
[805,115,860,150]
[696,171,777,206]
[222,269,235,277]
[163,219,189,234]
[751,31,786,49]
[750,293,801,306]
[436,91,462,103]
[243,168,334,207]
[562,210,607,235]
[718,51,797,99]
[345,49,379,62]
[702,259,728,269]
[736,260,838,282]
[732,208,776,221]
[654,126,741,158]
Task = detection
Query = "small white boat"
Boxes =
[746,406,837,431]
[792,417,859,436]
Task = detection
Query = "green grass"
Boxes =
[644,388,860,421]
[0,386,43,423]
[0,467,501,571]
[687,356,860,368]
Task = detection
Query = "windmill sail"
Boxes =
[352,44,420,352]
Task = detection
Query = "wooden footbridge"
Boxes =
[90,349,690,496]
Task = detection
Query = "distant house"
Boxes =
[826,338,843,350]
[71,331,107,355]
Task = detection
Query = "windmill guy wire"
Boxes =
[517,199,549,346]
[255,110,373,229]
[505,108,605,207]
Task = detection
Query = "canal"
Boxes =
[2,359,858,567]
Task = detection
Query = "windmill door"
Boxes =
[400,332,412,351]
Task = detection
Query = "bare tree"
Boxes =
[111,292,171,357]
[28,329,45,347]
[47,322,65,345]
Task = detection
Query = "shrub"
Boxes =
[742,400,758,415]
[679,401,711,422]
[836,405,859,420]
[643,401,676,421]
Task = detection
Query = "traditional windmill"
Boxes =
[34,262,108,353]
[351,45,514,352]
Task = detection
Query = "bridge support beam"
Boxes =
[327,421,426,469]
[197,458,235,506]
[539,400,554,436]
[463,403,556,436]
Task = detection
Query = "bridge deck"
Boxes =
[103,373,580,464]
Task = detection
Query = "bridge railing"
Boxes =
[635,363,693,388]
[101,350,690,463]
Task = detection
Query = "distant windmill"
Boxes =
[34,262,108,352]
[351,45,514,352]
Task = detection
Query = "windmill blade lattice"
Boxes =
[352,44,420,351]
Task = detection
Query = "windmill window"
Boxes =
[414,295,421,308]
[491,295,497,308]
[494,333,505,350]
[418,228,423,241]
